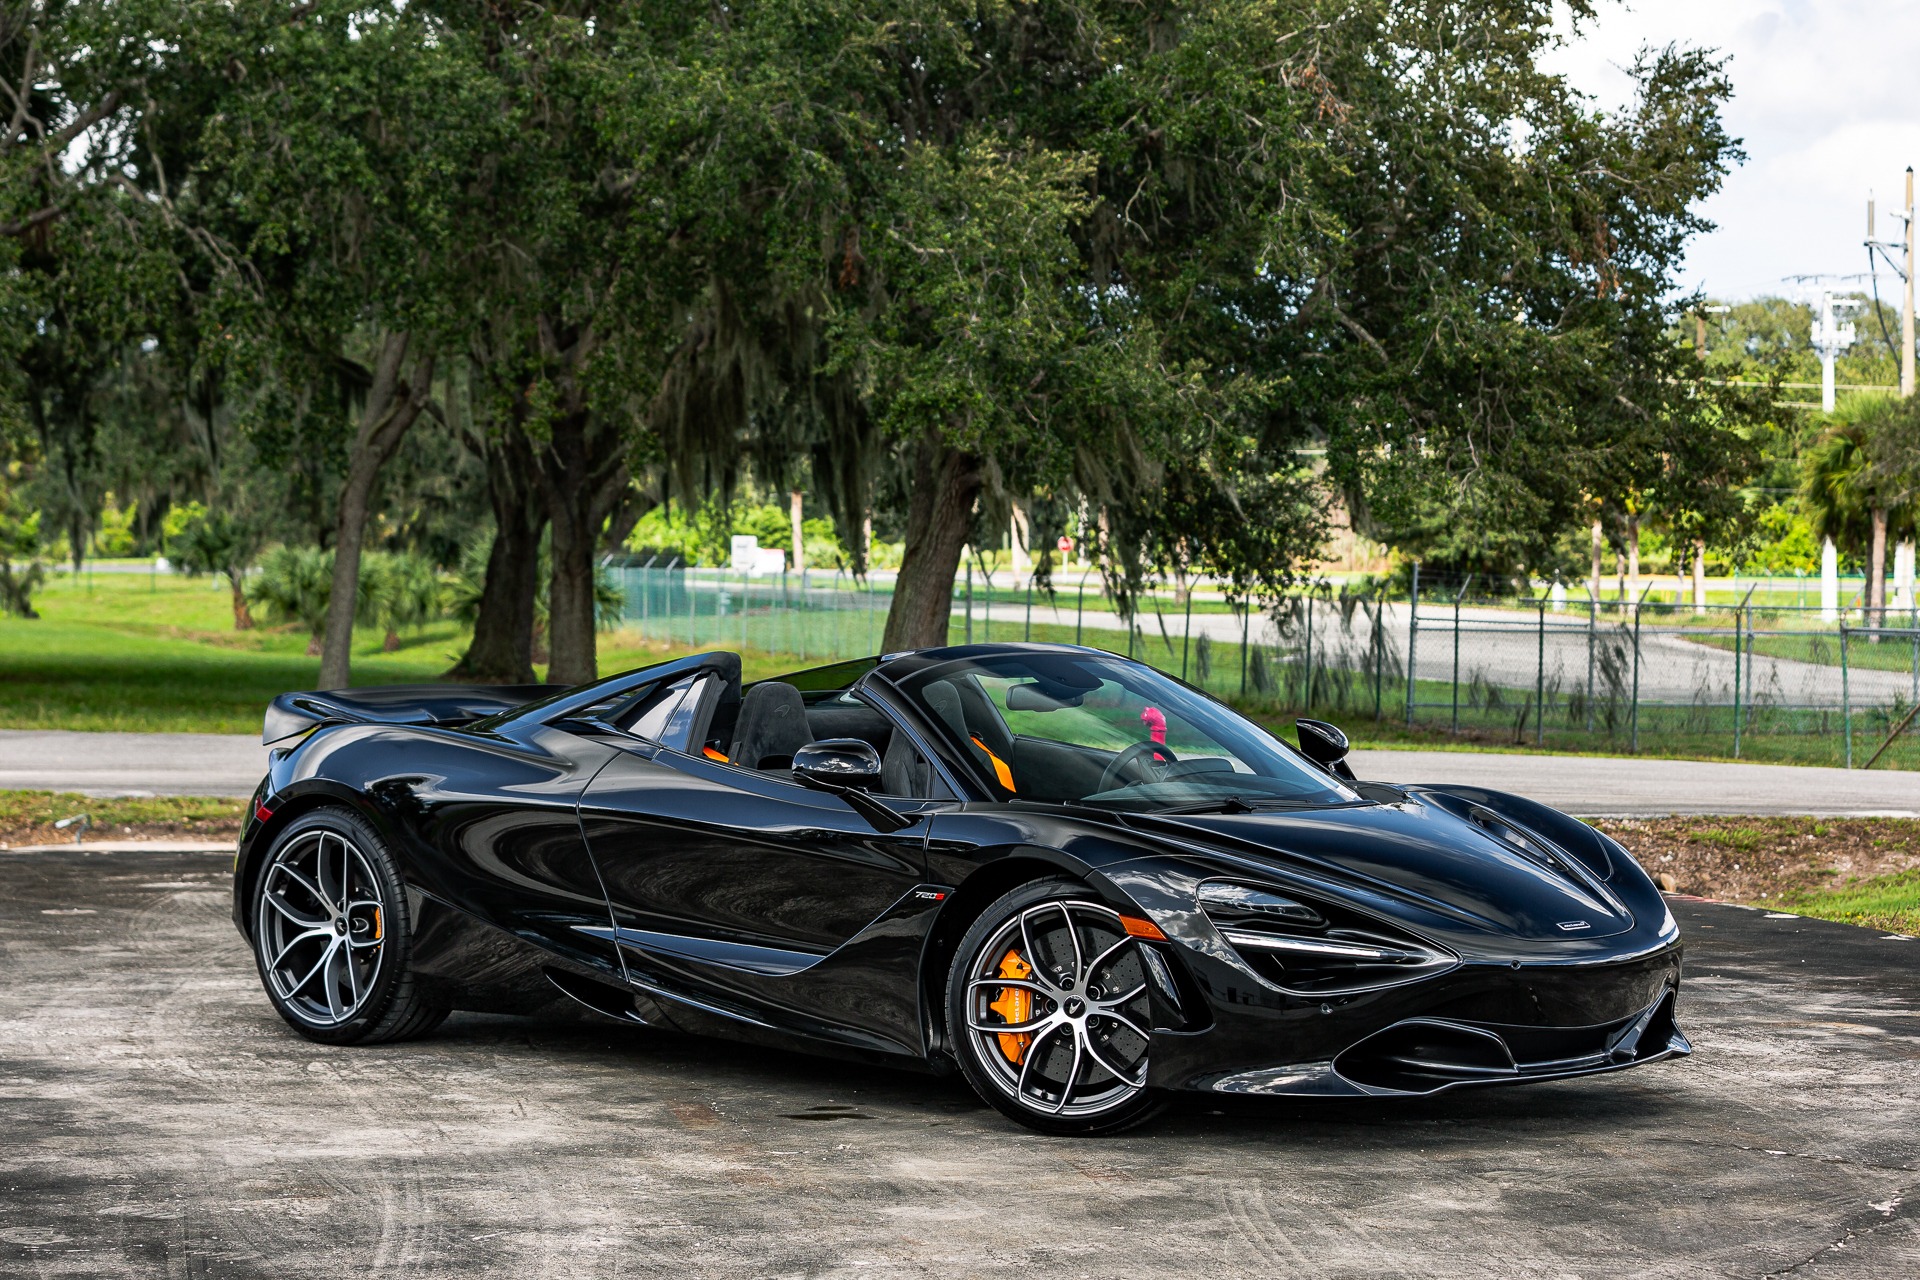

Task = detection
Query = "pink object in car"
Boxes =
[1140,706,1167,745]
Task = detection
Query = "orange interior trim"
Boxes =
[970,736,1017,792]
[703,746,730,762]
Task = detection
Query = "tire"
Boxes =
[249,806,447,1045]
[946,877,1168,1136]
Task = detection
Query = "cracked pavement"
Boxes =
[1,848,1916,1277]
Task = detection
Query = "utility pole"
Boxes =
[1810,289,1858,413]
[1865,168,1914,398]
[1906,166,1915,398]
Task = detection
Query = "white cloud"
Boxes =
[1540,0,1920,299]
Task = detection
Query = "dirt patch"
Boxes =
[0,792,243,850]
[1593,816,1920,905]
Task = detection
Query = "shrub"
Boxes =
[246,545,334,654]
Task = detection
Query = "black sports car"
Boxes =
[233,643,1688,1134]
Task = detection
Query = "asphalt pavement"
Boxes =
[1,847,1915,1276]
[7,725,1920,817]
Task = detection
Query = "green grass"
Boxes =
[1687,630,1920,674]
[0,574,471,732]
[0,790,243,844]
[1780,868,1920,934]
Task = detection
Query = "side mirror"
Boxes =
[791,738,917,834]
[1295,718,1357,781]
[792,738,884,792]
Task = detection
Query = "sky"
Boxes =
[1542,0,1920,301]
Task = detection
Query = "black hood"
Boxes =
[1151,799,1636,942]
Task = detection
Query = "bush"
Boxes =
[363,551,445,650]
[165,502,261,629]
[246,545,334,654]
[0,479,46,619]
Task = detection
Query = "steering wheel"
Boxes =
[1096,740,1179,794]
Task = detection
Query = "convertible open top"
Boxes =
[262,683,560,744]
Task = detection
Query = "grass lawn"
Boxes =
[1595,816,1920,934]
[1684,630,1920,675]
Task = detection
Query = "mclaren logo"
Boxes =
[1557,920,1592,932]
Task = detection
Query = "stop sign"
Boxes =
[1057,535,1074,553]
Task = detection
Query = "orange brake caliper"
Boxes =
[988,950,1035,1064]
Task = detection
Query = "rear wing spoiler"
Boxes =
[263,684,561,745]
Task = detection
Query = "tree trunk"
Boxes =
[546,461,600,686]
[448,431,545,684]
[1588,520,1602,602]
[228,574,254,631]
[1625,513,1640,603]
[531,405,630,687]
[317,334,434,690]
[1691,539,1706,613]
[1010,498,1032,579]
[790,488,805,574]
[1869,506,1889,625]
[882,439,983,651]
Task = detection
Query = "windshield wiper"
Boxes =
[1156,795,1263,815]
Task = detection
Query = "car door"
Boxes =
[577,689,938,999]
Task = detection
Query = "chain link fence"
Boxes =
[610,564,1920,769]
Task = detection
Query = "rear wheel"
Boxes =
[250,807,446,1045]
[946,878,1167,1135]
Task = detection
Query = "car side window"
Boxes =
[876,729,951,800]
[623,675,699,748]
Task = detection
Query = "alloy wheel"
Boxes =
[963,899,1152,1120]
[255,829,389,1027]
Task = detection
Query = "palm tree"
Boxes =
[365,552,444,651]
[1803,395,1920,624]
[247,546,334,656]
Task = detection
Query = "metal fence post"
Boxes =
[1630,594,1643,754]
[1451,578,1466,735]
[1373,591,1384,721]
[1733,603,1744,758]
[1025,578,1033,642]
[1405,564,1420,725]
[1075,579,1086,647]
[965,564,973,645]
[1842,622,1853,767]
[1536,597,1546,746]
[1585,593,1596,733]
[1240,601,1250,696]
[1181,588,1193,681]
[1303,589,1316,710]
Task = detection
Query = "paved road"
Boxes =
[1,847,1915,1277]
[7,726,1920,816]
[1349,748,1920,817]
[0,729,269,797]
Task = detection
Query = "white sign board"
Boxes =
[729,535,759,572]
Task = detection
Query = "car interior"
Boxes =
[604,655,947,800]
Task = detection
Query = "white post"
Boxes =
[1895,540,1915,611]
[1822,537,1841,621]
[1811,290,1857,414]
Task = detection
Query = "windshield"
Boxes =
[888,650,1359,812]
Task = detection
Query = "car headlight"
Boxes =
[1197,880,1456,995]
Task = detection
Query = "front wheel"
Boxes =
[946,878,1167,1135]
[250,807,447,1045]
